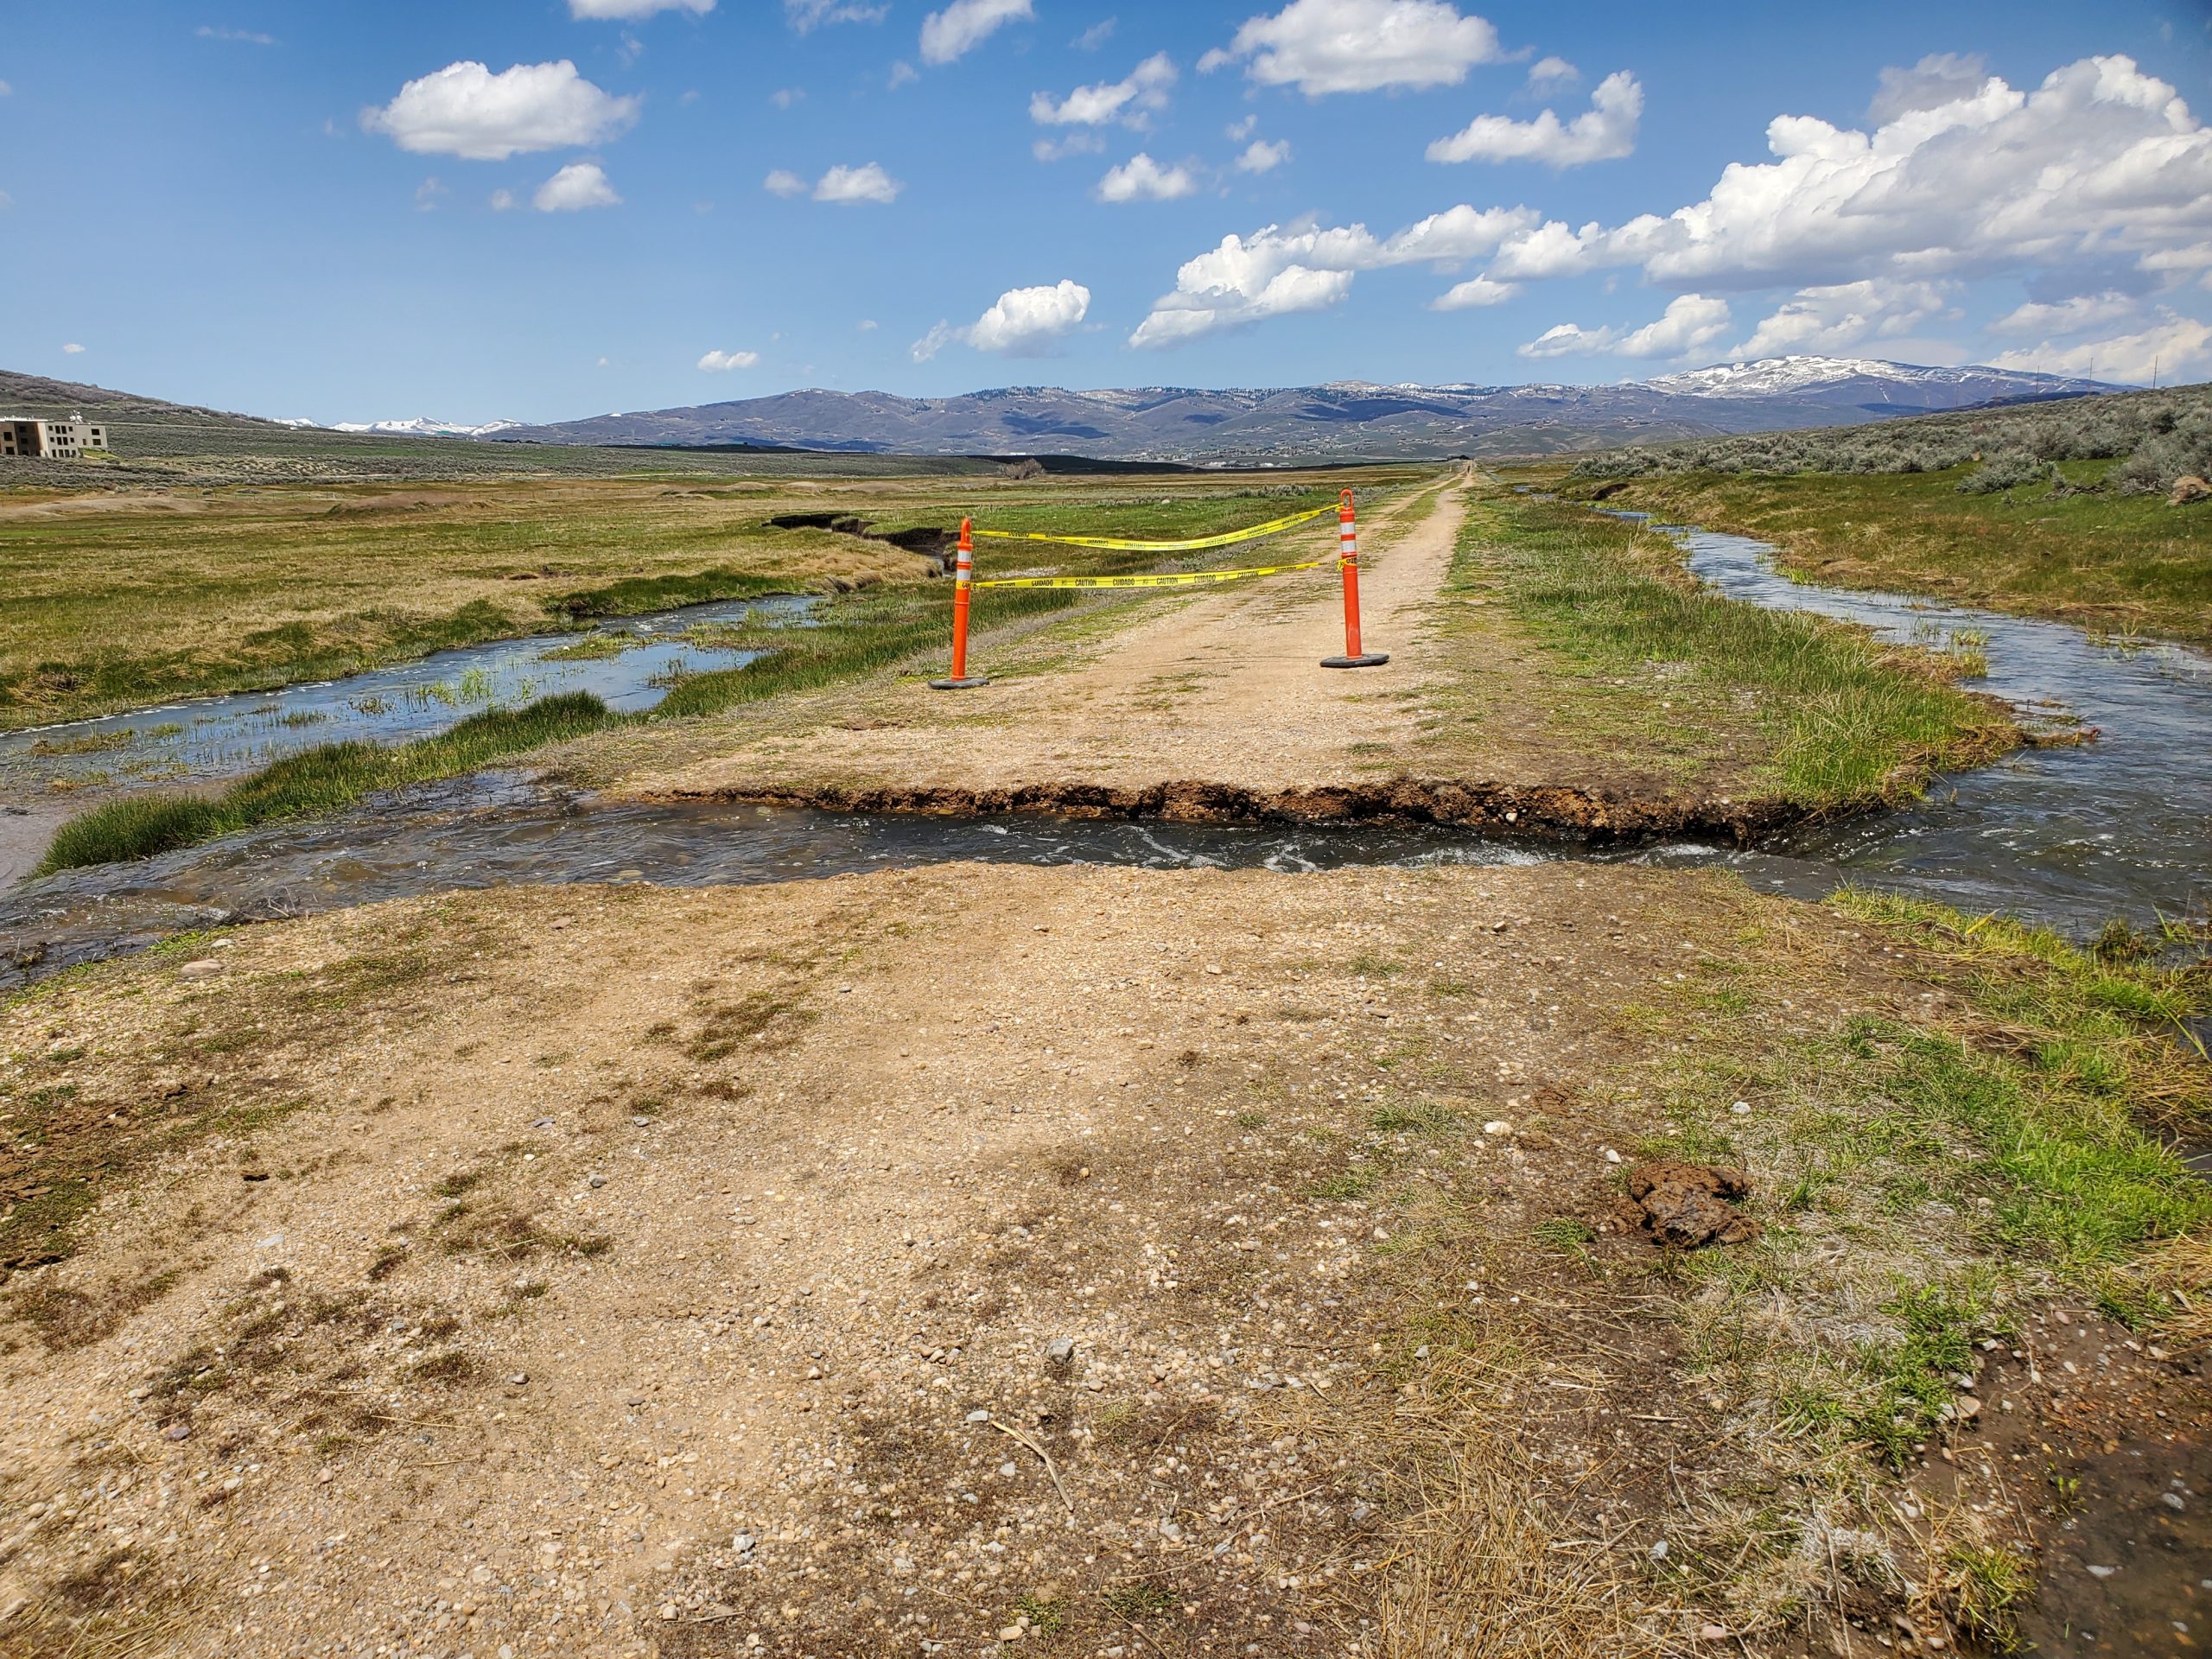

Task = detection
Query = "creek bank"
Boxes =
[763,512,955,570]
[646,774,1815,847]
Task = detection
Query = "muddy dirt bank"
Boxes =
[645,774,1811,847]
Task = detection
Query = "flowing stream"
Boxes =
[3,522,2209,991]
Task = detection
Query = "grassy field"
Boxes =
[1446,484,2016,803]
[1531,461,2212,645]
[0,470,1398,730]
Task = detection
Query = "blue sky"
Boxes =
[3,0,2210,423]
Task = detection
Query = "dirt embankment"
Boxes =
[3,862,2198,1657]
[660,775,1809,848]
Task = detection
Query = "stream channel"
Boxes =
[1,522,2208,993]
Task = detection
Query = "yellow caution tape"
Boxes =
[969,503,1330,552]
[971,556,1338,590]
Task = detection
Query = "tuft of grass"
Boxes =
[1532,1217,1599,1251]
[1099,1582,1179,1619]
[1013,1593,1066,1634]
[1372,1100,1460,1135]
[1853,1280,2001,1467]
[36,691,617,874]
[1939,1543,2032,1653]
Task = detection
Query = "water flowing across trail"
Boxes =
[3,519,2209,991]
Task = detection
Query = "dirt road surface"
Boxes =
[0,862,1829,1656]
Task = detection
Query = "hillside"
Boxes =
[0,372,1002,486]
[480,358,2118,462]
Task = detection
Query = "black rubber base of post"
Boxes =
[928,677,992,690]
[1320,653,1390,669]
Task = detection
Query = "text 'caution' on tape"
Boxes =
[969,504,1329,553]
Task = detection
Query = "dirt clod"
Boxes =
[1625,1160,1759,1248]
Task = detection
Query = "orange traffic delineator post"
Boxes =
[1321,489,1389,669]
[929,516,990,690]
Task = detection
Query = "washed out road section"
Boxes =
[615,478,1675,817]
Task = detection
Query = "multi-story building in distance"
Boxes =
[0,415,110,458]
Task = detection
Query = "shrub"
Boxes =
[1565,382,2212,490]
[1956,451,2044,494]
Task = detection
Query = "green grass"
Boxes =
[36,693,617,874]
[1649,887,2209,1476]
[1556,465,2212,646]
[1464,489,2015,804]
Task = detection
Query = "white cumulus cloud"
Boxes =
[1868,52,1986,124]
[813,162,902,203]
[1472,55,2212,296]
[912,279,1090,359]
[1033,132,1107,162]
[1526,55,1575,88]
[767,162,900,203]
[1516,294,1732,359]
[1516,321,1611,359]
[1429,275,1517,309]
[1201,0,1503,96]
[1621,295,1732,357]
[1428,70,1640,167]
[1098,154,1199,202]
[919,0,1033,65]
[1727,278,1949,359]
[362,60,638,161]
[785,0,887,29]
[1236,138,1292,173]
[697,348,761,372]
[533,161,621,211]
[62,342,86,353]
[1988,308,2211,384]
[1988,291,2140,336]
[1031,53,1175,126]
[1129,203,1536,346]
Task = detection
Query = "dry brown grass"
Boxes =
[1354,1333,1669,1658]
[1373,1445,1664,1659]
[2122,1231,2212,1349]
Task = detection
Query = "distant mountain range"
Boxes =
[274,415,525,439]
[3,357,2126,467]
[447,357,2120,462]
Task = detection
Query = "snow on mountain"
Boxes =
[1640,355,2096,400]
[324,416,524,438]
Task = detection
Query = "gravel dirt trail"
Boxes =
[0,862,1818,1657]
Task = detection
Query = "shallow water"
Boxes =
[3,519,2209,992]
[0,592,818,804]
[1658,522,2212,931]
[0,774,1558,985]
